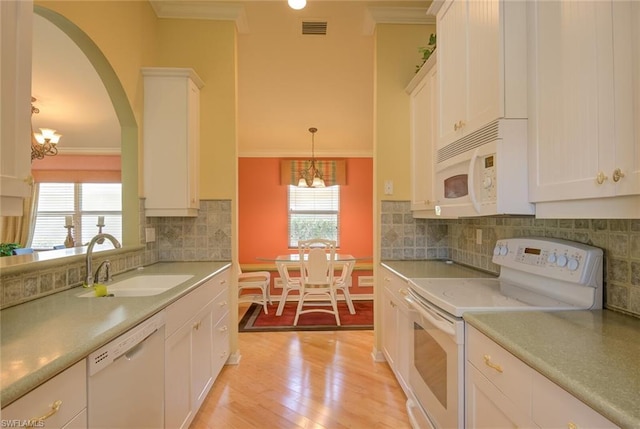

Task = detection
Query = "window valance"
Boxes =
[280,159,347,186]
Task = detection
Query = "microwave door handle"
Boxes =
[468,147,481,214]
[404,294,456,336]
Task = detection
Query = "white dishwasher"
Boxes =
[87,310,165,429]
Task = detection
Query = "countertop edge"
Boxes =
[0,261,231,408]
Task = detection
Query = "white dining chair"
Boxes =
[237,263,272,314]
[275,262,301,316]
[334,260,356,314]
[294,238,340,326]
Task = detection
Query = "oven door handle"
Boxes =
[404,294,456,336]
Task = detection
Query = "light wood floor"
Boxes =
[190,306,411,429]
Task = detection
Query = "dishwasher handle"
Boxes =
[115,328,159,362]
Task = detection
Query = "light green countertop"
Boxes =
[0,261,230,408]
[464,310,640,429]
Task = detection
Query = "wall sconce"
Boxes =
[31,97,61,162]
[288,0,306,10]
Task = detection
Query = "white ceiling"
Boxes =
[31,1,431,156]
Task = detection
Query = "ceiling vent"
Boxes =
[302,21,327,35]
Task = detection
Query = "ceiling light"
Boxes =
[298,127,325,188]
[288,0,306,10]
[31,97,61,162]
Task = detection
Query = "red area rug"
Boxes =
[239,300,373,332]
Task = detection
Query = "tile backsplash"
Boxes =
[380,201,640,318]
[0,199,232,309]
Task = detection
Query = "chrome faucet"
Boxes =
[85,233,121,287]
[94,260,112,284]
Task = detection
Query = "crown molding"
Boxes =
[149,1,249,33]
[363,7,435,35]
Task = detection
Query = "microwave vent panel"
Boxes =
[437,120,500,163]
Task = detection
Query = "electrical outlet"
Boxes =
[476,229,482,245]
[384,180,393,195]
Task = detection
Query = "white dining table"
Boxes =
[257,254,358,316]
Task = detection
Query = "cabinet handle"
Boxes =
[390,300,396,308]
[483,354,503,373]
[612,168,625,182]
[219,325,228,332]
[454,120,465,131]
[27,399,62,426]
[220,279,227,284]
[218,301,227,307]
[384,277,391,282]
[193,321,201,330]
[595,171,608,185]
[399,288,408,297]
[568,423,578,429]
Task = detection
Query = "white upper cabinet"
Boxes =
[142,68,204,217]
[406,56,437,217]
[528,1,640,218]
[435,0,527,150]
[0,1,33,216]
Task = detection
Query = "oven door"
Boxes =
[405,291,464,429]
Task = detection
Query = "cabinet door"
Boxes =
[466,364,538,429]
[165,322,193,429]
[0,0,33,216]
[381,287,399,369]
[410,63,437,213]
[528,1,616,202]
[612,0,640,197]
[437,0,467,148]
[191,302,214,411]
[466,0,500,132]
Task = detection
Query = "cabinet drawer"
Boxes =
[466,325,533,414]
[212,287,229,325]
[166,279,217,337]
[2,360,87,429]
[532,372,619,429]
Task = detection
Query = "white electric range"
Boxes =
[403,237,604,429]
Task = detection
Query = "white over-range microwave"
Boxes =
[434,119,534,218]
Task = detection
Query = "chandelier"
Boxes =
[31,97,61,162]
[298,127,325,188]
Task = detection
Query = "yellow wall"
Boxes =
[155,19,237,199]
[375,24,435,201]
[34,2,237,201]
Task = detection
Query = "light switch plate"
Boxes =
[384,180,393,195]
[145,227,156,243]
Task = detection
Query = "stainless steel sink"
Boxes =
[78,274,194,297]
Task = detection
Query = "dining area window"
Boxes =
[288,185,340,247]
[30,183,122,249]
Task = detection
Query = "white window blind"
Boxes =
[31,183,122,249]
[288,185,340,247]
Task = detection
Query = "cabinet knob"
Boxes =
[612,168,625,182]
[595,171,608,185]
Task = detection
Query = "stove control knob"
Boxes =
[493,245,502,256]
[567,258,579,271]
[556,254,568,268]
[499,245,508,256]
[547,253,557,264]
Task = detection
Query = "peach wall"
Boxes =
[239,157,373,295]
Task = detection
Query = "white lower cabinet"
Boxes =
[466,325,619,429]
[165,269,230,429]
[380,266,411,394]
[1,361,87,429]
